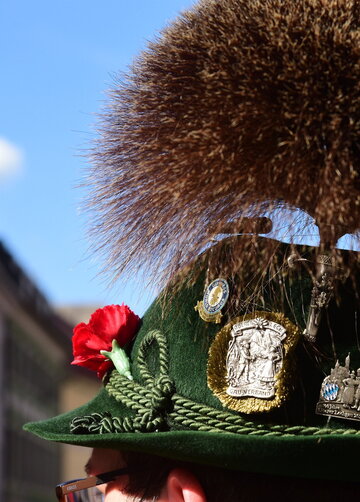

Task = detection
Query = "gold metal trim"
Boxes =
[194,301,222,323]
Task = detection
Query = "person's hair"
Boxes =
[123,451,360,502]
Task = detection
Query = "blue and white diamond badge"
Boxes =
[322,382,339,401]
[195,278,229,323]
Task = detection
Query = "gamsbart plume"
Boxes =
[87,0,360,289]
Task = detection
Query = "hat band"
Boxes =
[69,330,360,438]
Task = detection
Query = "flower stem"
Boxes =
[101,339,133,380]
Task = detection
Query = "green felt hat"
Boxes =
[25,237,360,482]
[23,0,360,484]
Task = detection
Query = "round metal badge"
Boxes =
[203,278,229,315]
[194,278,230,323]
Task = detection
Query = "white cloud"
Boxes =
[0,137,24,182]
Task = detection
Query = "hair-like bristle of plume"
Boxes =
[88,0,360,288]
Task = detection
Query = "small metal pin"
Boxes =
[303,254,335,343]
[287,254,309,269]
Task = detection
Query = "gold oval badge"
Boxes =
[207,311,300,413]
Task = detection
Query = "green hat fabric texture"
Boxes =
[25,238,360,482]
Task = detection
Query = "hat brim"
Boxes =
[24,387,360,482]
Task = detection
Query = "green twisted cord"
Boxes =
[171,396,360,436]
[136,329,170,385]
[107,375,153,412]
[70,330,360,437]
[71,405,360,437]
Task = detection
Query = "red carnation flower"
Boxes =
[71,304,140,378]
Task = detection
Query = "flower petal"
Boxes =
[71,304,140,379]
[89,304,140,344]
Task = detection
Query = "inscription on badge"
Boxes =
[226,318,286,399]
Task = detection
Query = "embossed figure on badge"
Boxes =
[352,370,360,411]
[226,318,286,400]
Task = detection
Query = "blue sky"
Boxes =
[1,1,359,317]
[0,0,197,315]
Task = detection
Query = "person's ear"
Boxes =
[160,468,206,502]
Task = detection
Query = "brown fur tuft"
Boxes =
[87,0,360,288]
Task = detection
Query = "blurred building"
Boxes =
[57,306,102,482]
[0,242,100,502]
